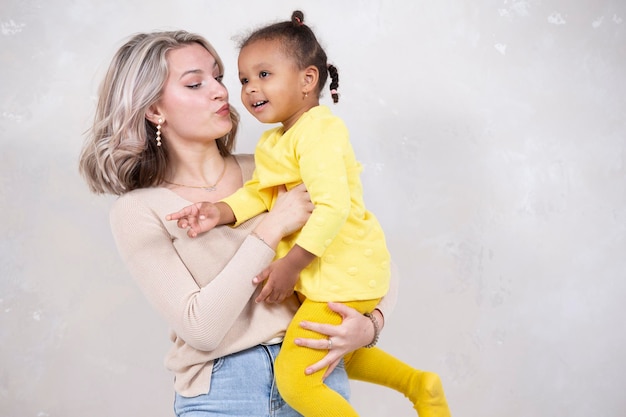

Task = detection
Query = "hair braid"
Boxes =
[327,64,339,103]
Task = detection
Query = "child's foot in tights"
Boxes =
[344,347,451,416]
[413,371,451,417]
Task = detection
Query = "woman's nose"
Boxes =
[211,79,228,99]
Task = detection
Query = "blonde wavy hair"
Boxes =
[79,30,239,195]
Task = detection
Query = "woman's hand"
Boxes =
[269,183,313,237]
[294,302,384,379]
[252,184,313,248]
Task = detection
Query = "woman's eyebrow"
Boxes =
[179,69,202,79]
[179,62,219,80]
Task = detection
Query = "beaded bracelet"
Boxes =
[364,311,380,348]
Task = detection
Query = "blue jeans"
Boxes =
[174,343,350,417]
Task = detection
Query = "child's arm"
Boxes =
[166,201,235,238]
[253,118,355,303]
[253,244,315,303]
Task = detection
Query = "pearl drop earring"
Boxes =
[156,118,163,146]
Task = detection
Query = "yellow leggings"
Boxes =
[275,298,451,417]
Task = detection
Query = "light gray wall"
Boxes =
[1,1,625,416]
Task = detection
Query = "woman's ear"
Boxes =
[302,65,319,95]
[145,105,163,125]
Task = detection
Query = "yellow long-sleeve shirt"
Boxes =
[223,106,390,302]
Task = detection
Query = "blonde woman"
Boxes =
[79,30,397,416]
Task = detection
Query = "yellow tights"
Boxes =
[275,298,451,417]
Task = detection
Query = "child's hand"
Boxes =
[166,202,220,238]
[253,258,300,304]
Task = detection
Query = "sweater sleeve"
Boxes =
[109,194,276,351]
[293,119,352,256]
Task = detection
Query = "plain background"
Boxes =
[1,1,625,416]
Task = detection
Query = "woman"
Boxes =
[78,30,395,416]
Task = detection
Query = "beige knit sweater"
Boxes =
[109,154,396,397]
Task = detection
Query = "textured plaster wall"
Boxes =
[1,1,625,416]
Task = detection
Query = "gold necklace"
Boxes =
[163,160,227,192]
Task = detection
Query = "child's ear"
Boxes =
[302,65,319,94]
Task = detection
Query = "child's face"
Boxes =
[238,39,310,130]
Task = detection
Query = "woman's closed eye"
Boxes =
[186,75,223,89]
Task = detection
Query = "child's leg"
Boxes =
[275,298,359,417]
[338,299,451,416]
[344,346,451,417]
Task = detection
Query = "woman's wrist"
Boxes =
[250,222,282,249]
[249,231,273,249]
[371,308,385,330]
[364,308,384,348]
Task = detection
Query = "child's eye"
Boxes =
[259,71,269,78]
[240,77,248,85]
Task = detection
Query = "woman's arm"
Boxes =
[109,185,312,351]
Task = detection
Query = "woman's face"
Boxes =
[156,42,232,147]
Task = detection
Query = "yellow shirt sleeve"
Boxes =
[221,160,270,227]
[291,115,354,257]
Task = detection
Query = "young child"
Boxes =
[168,11,451,417]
